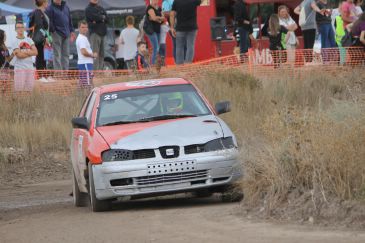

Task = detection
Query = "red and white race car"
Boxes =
[71,78,242,211]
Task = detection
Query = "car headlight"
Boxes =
[204,137,236,152]
[101,149,156,162]
[102,149,132,162]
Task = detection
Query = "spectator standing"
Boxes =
[0,30,12,70]
[331,1,343,32]
[29,0,49,81]
[312,0,336,62]
[114,30,125,69]
[170,0,202,65]
[162,0,176,61]
[351,12,365,44]
[267,14,289,67]
[121,16,140,70]
[233,0,251,55]
[334,9,347,64]
[294,0,316,62]
[85,0,108,70]
[10,22,38,92]
[278,5,298,64]
[76,20,96,88]
[0,30,13,93]
[146,0,164,65]
[46,0,75,70]
[341,0,357,26]
[159,20,170,66]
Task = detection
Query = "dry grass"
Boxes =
[192,67,365,224]
[0,92,84,153]
[1,67,365,224]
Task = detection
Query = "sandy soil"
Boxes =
[1,180,365,243]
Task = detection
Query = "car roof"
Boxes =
[97,78,191,94]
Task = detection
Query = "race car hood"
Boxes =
[97,115,228,150]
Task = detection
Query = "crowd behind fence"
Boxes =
[0,47,364,98]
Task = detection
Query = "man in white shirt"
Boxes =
[11,21,38,92]
[76,20,97,88]
[121,16,140,70]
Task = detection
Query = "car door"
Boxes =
[71,92,92,172]
[72,92,97,191]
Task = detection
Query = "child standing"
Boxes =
[76,20,97,88]
[10,21,38,92]
[0,29,13,94]
[267,14,290,67]
[135,41,150,71]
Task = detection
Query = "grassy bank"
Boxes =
[194,67,365,226]
[1,67,364,225]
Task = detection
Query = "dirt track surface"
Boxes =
[1,180,365,243]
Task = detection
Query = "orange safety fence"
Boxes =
[0,47,364,98]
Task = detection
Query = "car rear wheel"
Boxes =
[88,163,111,212]
[72,169,89,207]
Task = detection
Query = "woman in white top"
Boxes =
[278,5,298,64]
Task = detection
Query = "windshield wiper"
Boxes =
[100,120,145,126]
[138,114,197,122]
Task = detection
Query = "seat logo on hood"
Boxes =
[166,148,174,156]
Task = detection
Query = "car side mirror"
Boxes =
[71,117,89,130]
[215,101,231,115]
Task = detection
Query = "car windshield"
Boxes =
[97,84,212,127]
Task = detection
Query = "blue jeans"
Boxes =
[147,32,160,65]
[176,30,197,65]
[237,27,249,54]
[319,23,336,62]
[319,23,336,49]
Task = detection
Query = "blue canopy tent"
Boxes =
[0,2,32,23]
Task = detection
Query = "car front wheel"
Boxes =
[72,169,89,207]
[88,163,111,212]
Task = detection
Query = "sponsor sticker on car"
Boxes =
[126,80,161,87]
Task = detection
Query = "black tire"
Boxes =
[88,163,111,212]
[221,185,244,202]
[72,169,89,207]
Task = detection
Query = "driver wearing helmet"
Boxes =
[161,92,184,114]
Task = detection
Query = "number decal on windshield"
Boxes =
[103,94,118,101]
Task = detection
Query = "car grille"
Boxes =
[133,149,156,160]
[136,170,208,186]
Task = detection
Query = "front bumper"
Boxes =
[92,149,242,200]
